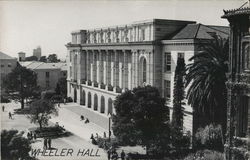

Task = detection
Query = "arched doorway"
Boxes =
[74,88,77,102]
[108,98,113,115]
[88,92,91,108]
[80,90,85,105]
[94,94,98,111]
[100,96,105,113]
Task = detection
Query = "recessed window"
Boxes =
[164,80,171,99]
[1,64,4,68]
[243,42,250,71]
[178,52,184,59]
[8,63,11,67]
[46,72,50,78]
[164,52,171,72]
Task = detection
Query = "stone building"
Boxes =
[66,19,229,131]
[222,3,250,160]
[0,51,17,95]
[33,46,42,60]
[20,62,67,91]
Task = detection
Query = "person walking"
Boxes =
[8,112,12,119]
[43,138,48,149]
[121,150,125,160]
[48,138,52,149]
[58,103,61,108]
[2,105,5,112]
[107,149,111,160]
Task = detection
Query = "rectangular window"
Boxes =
[164,52,171,72]
[141,29,145,41]
[178,52,184,59]
[8,63,11,67]
[164,80,171,100]
[46,80,50,88]
[46,72,50,78]
[1,64,4,68]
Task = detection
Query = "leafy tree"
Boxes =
[47,54,60,62]
[25,56,38,61]
[28,99,58,129]
[112,86,170,155]
[3,63,40,109]
[172,57,186,130]
[55,77,67,98]
[1,129,32,160]
[185,35,228,134]
[39,56,47,62]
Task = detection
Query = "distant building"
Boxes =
[33,46,42,60]
[18,52,26,61]
[0,51,17,95]
[66,19,229,131]
[20,61,67,91]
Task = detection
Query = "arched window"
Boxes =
[94,94,98,111]
[108,98,113,115]
[88,92,91,108]
[142,58,147,83]
[100,96,105,113]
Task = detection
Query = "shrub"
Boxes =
[67,97,73,102]
[41,90,56,100]
[184,150,224,160]
[1,95,11,103]
[194,124,224,152]
[95,137,119,151]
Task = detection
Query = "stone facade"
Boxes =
[222,6,250,160]
[66,19,229,132]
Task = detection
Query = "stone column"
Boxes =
[115,50,119,88]
[96,51,100,83]
[119,51,123,88]
[128,51,132,90]
[90,50,94,82]
[111,51,115,87]
[86,50,89,81]
[103,50,107,85]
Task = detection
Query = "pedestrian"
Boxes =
[64,98,66,105]
[121,150,125,160]
[30,132,33,140]
[8,112,12,119]
[107,149,111,160]
[58,103,60,108]
[96,133,99,139]
[43,138,48,149]
[85,118,89,123]
[103,132,106,138]
[34,132,37,140]
[2,105,5,112]
[27,132,30,139]
[111,150,118,160]
[48,138,52,149]
[80,115,84,121]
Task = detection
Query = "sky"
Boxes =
[0,0,246,60]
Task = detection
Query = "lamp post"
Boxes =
[108,113,112,141]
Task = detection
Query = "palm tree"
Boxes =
[185,35,228,134]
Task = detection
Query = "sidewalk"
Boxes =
[50,103,107,142]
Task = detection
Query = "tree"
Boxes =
[28,99,58,129]
[171,57,187,153]
[112,86,170,155]
[3,63,40,109]
[55,77,67,98]
[25,56,38,61]
[39,56,47,62]
[47,54,60,62]
[1,129,32,160]
[185,35,228,134]
[172,57,186,130]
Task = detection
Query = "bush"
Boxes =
[67,97,73,102]
[95,137,119,151]
[41,90,56,100]
[1,95,11,103]
[184,150,224,160]
[194,124,224,152]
